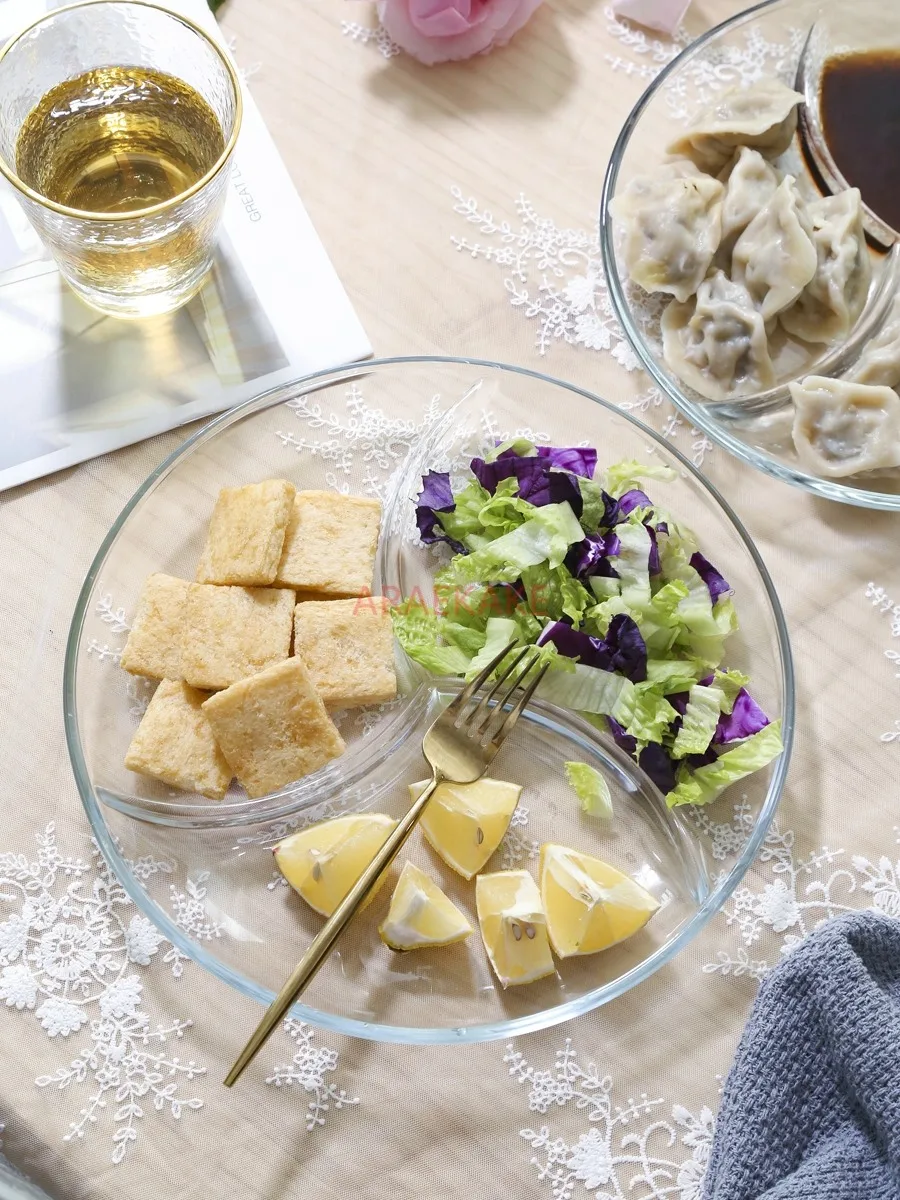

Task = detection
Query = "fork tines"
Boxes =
[449,641,550,747]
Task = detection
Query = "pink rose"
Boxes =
[376,0,543,65]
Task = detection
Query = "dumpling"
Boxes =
[656,158,707,181]
[780,189,871,344]
[610,173,724,303]
[846,293,900,388]
[667,80,804,173]
[718,147,781,255]
[661,270,776,400]
[789,375,900,477]
[732,178,818,321]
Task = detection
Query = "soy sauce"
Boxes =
[821,51,900,233]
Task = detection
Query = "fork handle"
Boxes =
[224,772,444,1087]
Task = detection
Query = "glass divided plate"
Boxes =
[600,0,900,510]
[65,357,794,1044]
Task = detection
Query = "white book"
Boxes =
[0,0,372,492]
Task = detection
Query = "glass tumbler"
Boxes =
[0,0,242,318]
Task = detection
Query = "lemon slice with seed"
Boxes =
[379,862,472,951]
[539,844,659,957]
[274,813,397,916]
[475,869,555,988]
[412,777,522,880]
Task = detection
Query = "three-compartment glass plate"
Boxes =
[65,357,794,1044]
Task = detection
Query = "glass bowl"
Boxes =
[65,357,794,1044]
[600,0,900,510]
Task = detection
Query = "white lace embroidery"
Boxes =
[265,1019,360,1127]
[499,806,540,871]
[340,17,400,58]
[505,1039,713,1200]
[94,591,130,634]
[602,6,688,82]
[698,800,900,980]
[449,189,712,466]
[277,384,442,502]
[85,640,122,665]
[865,581,900,742]
[0,824,204,1163]
[603,7,804,121]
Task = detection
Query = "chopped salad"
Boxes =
[392,440,783,807]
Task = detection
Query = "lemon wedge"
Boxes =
[475,870,555,988]
[274,813,397,916]
[412,777,523,880]
[539,844,659,957]
[379,862,472,951]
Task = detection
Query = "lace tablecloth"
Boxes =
[2,2,899,1196]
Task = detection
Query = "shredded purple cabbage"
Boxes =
[565,532,621,580]
[715,688,770,744]
[538,614,648,683]
[690,551,732,605]
[415,470,467,555]
[470,454,583,515]
[535,445,598,479]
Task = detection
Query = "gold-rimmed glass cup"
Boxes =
[0,0,242,318]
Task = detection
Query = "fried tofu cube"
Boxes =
[124,680,232,800]
[120,573,189,681]
[276,491,381,597]
[202,658,346,798]
[196,479,295,586]
[293,597,397,710]
[181,583,294,691]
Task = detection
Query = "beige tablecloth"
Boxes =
[2,2,900,1196]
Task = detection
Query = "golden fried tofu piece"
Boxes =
[293,597,397,710]
[196,479,295,586]
[202,658,346,798]
[124,680,232,800]
[120,573,189,681]
[181,583,294,691]
[276,491,381,597]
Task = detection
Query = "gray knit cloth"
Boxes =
[705,911,900,1200]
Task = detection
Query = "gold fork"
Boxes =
[224,640,549,1087]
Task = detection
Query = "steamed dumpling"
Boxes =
[780,190,871,344]
[661,270,776,401]
[610,172,724,303]
[732,178,818,320]
[655,158,707,181]
[667,80,804,173]
[718,147,781,256]
[789,375,900,477]
[846,293,900,388]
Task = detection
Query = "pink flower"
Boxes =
[376,0,543,65]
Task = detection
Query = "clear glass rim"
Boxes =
[64,355,795,1043]
[599,0,900,513]
[0,0,243,222]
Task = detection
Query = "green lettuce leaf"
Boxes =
[619,688,679,749]
[489,437,536,460]
[465,617,521,680]
[391,600,471,676]
[434,479,492,548]
[667,721,784,807]
[603,459,676,497]
[671,684,725,759]
[523,563,593,625]
[564,762,613,818]
[537,663,635,717]
[711,668,751,714]
[579,477,611,531]
[588,576,621,602]
[439,501,585,587]
[614,521,652,608]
